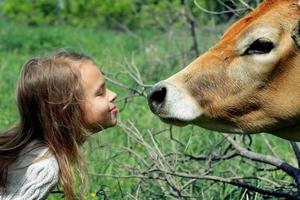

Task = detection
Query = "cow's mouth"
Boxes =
[159,117,189,126]
[158,115,245,133]
[268,122,300,141]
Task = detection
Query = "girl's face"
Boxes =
[80,61,118,132]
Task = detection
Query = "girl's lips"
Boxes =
[111,107,118,114]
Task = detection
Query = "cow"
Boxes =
[147,0,300,141]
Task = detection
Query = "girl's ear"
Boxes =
[292,19,300,48]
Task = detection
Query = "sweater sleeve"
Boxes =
[5,156,59,200]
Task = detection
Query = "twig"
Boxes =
[168,126,185,147]
[183,152,238,162]
[238,0,255,10]
[193,0,249,15]
[290,142,300,168]
[262,133,279,158]
[222,133,298,178]
[153,170,298,200]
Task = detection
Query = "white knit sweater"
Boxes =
[0,140,59,200]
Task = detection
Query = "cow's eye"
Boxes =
[244,39,274,55]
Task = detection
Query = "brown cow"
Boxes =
[148,0,300,141]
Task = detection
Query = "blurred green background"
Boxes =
[0,0,297,199]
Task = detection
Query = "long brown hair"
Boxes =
[0,51,93,200]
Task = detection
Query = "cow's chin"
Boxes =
[158,113,300,141]
[159,117,189,127]
[157,113,245,134]
[269,124,300,141]
[189,115,245,134]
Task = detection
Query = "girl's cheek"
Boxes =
[94,99,108,113]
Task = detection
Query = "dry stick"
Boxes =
[290,142,300,168]
[183,152,238,162]
[183,0,199,57]
[105,76,141,94]
[238,0,255,10]
[144,166,297,198]
[129,121,187,198]
[217,0,240,17]
[113,20,145,49]
[103,118,299,198]
[122,59,145,87]
[157,170,298,200]
[89,173,145,179]
[168,126,185,147]
[127,122,246,197]
[91,170,296,199]
[104,57,152,98]
[193,0,248,15]
[134,180,142,199]
[262,133,279,158]
[181,179,197,191]
[290,141,300,195]
[241,158,279,172]
[96,121,298,198]
[224,135,300,199]
[222,133,298,178]
[127,193,138,200]
[93,144,150,168]
[146,129,183,198]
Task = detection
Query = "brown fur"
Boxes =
[168,0,300,139]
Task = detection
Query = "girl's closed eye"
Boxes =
[96,85,106,96]
[96,90,104,96]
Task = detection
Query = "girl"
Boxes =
[0,51,118,200]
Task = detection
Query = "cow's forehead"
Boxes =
[220,0,298,44]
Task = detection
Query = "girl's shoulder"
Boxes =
[11,139,58,171]
[2,140,59,200]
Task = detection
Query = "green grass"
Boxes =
[0,19,297,200]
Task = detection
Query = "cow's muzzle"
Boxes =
[147,81,201,122]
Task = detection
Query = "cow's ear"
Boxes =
[292,19,300,48]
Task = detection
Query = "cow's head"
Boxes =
[148,0,300,141]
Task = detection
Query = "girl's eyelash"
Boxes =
[97,91,104,96]
[97,88,106,96]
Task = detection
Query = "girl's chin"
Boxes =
[110,119,118,127]
[89,118,118,133]
[102,120,118,129]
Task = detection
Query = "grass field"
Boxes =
[0,19,298,200]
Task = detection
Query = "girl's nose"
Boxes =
[108,89,117,102]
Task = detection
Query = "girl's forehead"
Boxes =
[80,61,104,85]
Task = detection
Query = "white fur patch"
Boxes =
[156,81,201,121]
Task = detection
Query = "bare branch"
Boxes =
[222,133,298,178]
[238,0,255,10]
[152,170,298,200]
[291,142,300,168]
[262,133,279,157]
[193,0,249,15]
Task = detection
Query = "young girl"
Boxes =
[0,51,118,200]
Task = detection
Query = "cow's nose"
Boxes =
[147,84,167,114]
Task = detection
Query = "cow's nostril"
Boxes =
[150,87,166,104]
[148,85,167,113]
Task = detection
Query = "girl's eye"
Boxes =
[96,88,106,96]
[97,91,104,96]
